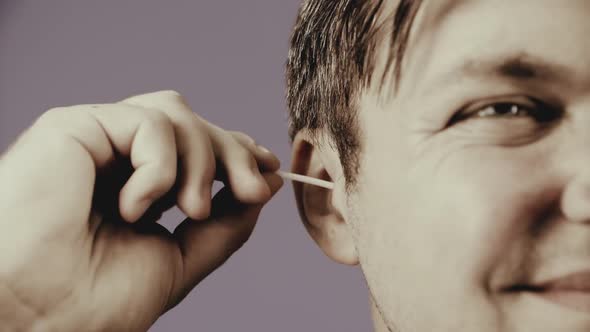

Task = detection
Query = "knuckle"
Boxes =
[38,107,68,123]
[159,90,196,120]
[188,114,207,133]
[156,90,188,108]
[35,106,79,131]
[32,106,97,154]
[123,90,186,111]
[230,144,255,164]
[143,108,172,127]
[156,89,182,98]
[230,131,256,146]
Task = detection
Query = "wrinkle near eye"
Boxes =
[449,120,552,147]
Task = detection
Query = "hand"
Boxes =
[0,91,283,331]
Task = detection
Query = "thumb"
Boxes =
[166,172,283,309]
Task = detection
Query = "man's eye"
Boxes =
[449,99,561,125]
[475,103,531,118]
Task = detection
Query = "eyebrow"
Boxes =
[424,52,574,93]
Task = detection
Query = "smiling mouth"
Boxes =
[505,271,590,313]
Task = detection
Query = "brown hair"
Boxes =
[286,0,422,189]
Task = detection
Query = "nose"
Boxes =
[561,172,590,223]
[560,111,590,223]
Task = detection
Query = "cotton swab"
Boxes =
[275,170,334,190]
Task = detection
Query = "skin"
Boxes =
[292,0,590,331]
[0,91,283,331]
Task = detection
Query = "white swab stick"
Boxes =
[276,170,334,190]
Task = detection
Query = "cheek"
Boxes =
[426,143,561,278]
[353,137,558,324]
[428,146,552,276]
[446,148,565,290]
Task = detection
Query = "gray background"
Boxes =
[0,1,371,331]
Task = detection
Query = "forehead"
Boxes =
[395,0,590,95]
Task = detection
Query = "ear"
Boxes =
[290,130,358,265]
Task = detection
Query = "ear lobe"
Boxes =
[291,131,359,266]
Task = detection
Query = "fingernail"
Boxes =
[257,145,271,154]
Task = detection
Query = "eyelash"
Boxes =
[448,98,562,125]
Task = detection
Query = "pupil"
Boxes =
[495,103,519,115]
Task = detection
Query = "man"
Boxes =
[288,0,590,331]
[1,1,590,331]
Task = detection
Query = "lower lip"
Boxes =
[534,290,590,313]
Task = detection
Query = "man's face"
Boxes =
[354,1,590,330]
